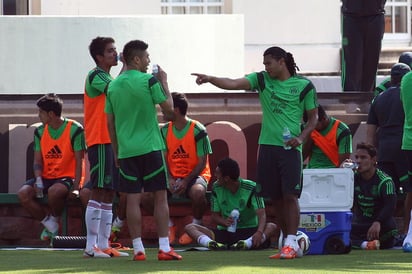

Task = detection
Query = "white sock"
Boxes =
[112,216,124,229]
[133,237,145,254]
[168,219,174,227]
[159,237,170,252]
[97,203,113,250]
[41,215,59,234]
[404,210,412,245]
[192,218,202,225]
[85,200,101,251]
[284,234,298,250]
[198,235,213,247]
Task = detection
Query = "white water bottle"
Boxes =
[282,126,292,150]
[152,64,159,74]
[227,209,240,233]
[35,176,44,199]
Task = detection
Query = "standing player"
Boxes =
[83,36,128,258]
[106,39,182,261]
[192,46,318,259]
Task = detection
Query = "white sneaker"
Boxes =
[83,246,111,258]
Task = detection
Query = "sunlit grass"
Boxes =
[0,248,411,273]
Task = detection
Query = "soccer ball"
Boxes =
[296,230,311,255]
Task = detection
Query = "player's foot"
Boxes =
[363,240,380,250]
[178,232,193,245]
[168,226,177,244]
[269,252,281,259]
[230,240,248,250]
[403,242,412,252]
[280,245,298,259]
[158,248,182,260]
[102,247,129,257]
[133,251,146,261]
[207,240,226,250]
[83,246,111,258]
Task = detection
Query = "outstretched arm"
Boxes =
[192,73,251,90]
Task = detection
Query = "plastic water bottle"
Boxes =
[35,177,44,199]
[152,64,159,74]
[342,162,358,170]
[282,127,292,150]
[227,209,240,233]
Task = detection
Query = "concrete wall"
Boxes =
[232,0,342,73]
[0,15,243,94]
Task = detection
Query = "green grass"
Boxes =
[0,248,411,273]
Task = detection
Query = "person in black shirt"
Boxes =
[350,142,397,250]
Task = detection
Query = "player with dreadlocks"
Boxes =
[192,46,318,259]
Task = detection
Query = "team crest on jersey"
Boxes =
[290,87,298,94]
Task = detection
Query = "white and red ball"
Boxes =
[296,230,311,255]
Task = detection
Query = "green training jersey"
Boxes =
[401,71,412,150]
[307,117,352,168]
[105,70,167,158]
[160,118,212,157]
[246,72,318,151]
[34,118,86,152]
[85,67,113,98]
[211,178,265,230]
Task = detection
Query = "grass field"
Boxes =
[0,248,412,274]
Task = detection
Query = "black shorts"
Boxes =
[118,150,168,193]
[257,144,302,200]
[213,227,271,249]
[87,144,116,190]
[24,177,73,193]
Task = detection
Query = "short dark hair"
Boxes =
[36,93,63,116]
[89,36,115,64]
[263,46,299,76]
[356,142,377,158]
[217,157,240,180]
[123,40,149,66]
[172,92,188,115]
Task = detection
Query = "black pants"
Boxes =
[341,13,385,92]
[351,223,396,249]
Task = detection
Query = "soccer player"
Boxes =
[83,36,128,258]
[303,104,352,168]
[106,39,182,261]
[349,142,397,250]
[184,157,277,250]
[18,93,86,242]
[192,46,318,259]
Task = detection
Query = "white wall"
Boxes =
[40,0,160,15]
[232,0,342,73]
[0,15,244,94]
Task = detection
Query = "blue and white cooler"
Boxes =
[298,168,354,255]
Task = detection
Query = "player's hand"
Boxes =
[191,73,210,85]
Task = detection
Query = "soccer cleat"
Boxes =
[207,240,226,250]
[168,226,177,244]
[280,245,298,259]
[364,240,380,250]
[403,242,412,252]
[103,247,129,257]
[269,252,281,259]
[83,247,111,258]
[230,240,248,250]
[133,251,146,261]
[178,232,193,245]
[158,248,183,260]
